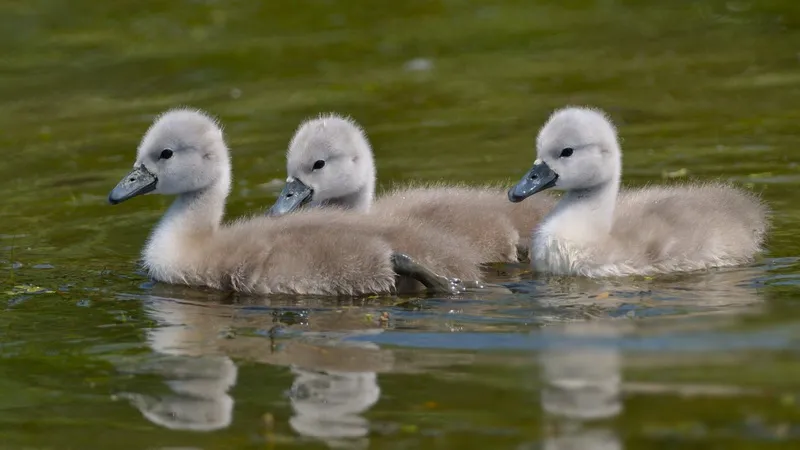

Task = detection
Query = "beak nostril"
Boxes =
[129,178,135,182]
[286,193,293,198]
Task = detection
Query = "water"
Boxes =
[2,0,800,448]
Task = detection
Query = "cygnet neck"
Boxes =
[558,175,620,236]
[346,142,376,213]
[347,151,377,213]
[148,167,231,251]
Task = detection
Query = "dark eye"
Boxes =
[312,160,325,170]
[559,147,574,158]
[160,149,174,160]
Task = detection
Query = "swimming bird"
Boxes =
[507,106,769,277]
[108,108,481,296]
[268,113,557,262]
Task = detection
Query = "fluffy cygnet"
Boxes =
[268,114,556,263]
[108,108,479,296]
[508,106,770,277]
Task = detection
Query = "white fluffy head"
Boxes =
[135,108,230,195]
[535,106,622,190]
[285,113,375,207]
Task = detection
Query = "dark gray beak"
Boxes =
[108,165,158,205]
[267,178,313,217]
[508,159,558,202]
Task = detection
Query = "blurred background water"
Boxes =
[2,0,800,448]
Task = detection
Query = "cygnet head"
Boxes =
[108,108,231,204]
[268,113,375,216]
[508,106,622,202]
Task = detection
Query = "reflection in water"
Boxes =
[112,263,774,441]
[219,326,387,448]
[288,366,380,449]
[284,332,385,449]
[543,426,621,450]
[541,265,765,311]
[121,296,239,432]
[126,294,388,444]
[539,321,624,450]
[121,355,237,432]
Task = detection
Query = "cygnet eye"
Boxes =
[312,160,325,171]
[559,147,574,158]
[160,149,174,160]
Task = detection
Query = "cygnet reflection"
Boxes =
[286,334,384,449]
[289,367,379,445]
[121,296,239,432]
[539,320,624,450]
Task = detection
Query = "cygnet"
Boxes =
[268,114,557,262]
[507,106,770,277]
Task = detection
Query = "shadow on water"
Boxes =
[2,0,800,448]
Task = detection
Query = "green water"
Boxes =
[3,0,800,448]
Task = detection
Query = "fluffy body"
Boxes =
[372,181,556,262]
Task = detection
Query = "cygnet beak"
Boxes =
[108,165,158,205]
[508,159,558,202]
[267,177,313,217]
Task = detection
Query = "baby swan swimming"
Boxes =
[508,106,769,278]
[108,108,471,296]
[268,114,556,263]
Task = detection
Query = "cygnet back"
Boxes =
[211,209,483,293]
[371,182,521,263]
[608,182,768,273]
